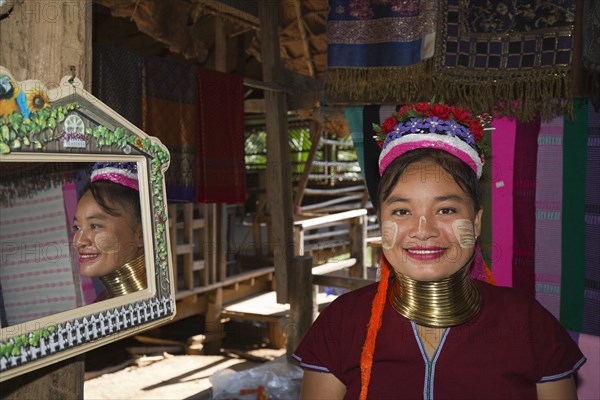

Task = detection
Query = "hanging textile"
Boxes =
[92,44,143,128]
[195,68,246,204]
[582,0,600,109]
[142,55,197,202]
[584,101,600,335]
[434,0,576,121]
[0,185,78,325]
[561,99,589,333]
[491,117,516,288]
[344,105,386,209]
[326,0,436,103]
[534,116,564,319]
[512,119,541,297]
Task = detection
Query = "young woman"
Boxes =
[73,162,146,299]
[293,103,586,399]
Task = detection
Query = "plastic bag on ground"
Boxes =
[209,355,303,399]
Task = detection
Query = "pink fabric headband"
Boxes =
[91,162,139,191]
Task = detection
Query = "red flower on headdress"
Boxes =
[429,104,451,120]
[414,102,430,114]
[381,116,398,134]
[469,120,484,141]
[451,106,471,125]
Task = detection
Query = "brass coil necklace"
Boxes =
[388,256,481,327]
[99,254,147,298]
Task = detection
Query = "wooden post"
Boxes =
[202,16,230,354]
[0,0,91,393]
[0,0,92,87]
[286,256,316,361]
[350,215,368,279]
[258,0,295,303]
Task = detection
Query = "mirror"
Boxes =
[0,67,175,380]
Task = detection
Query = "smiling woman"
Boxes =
[293,102,586,400]
[73,162,146,300]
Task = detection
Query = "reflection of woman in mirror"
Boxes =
[73,162,146,300]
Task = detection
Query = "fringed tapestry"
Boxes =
[326,0,436,103]
[582,0,600,109]
[434,0,576,121]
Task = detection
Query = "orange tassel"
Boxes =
[483,259,496,285]
[359,256,391,400]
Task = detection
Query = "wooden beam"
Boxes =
[286,256,316,361]
[259,0,295,304]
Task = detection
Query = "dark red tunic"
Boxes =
[293,280,586,399]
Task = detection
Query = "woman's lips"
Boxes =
[78,253,99,263]
[404,247,445,261]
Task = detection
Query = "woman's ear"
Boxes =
[135,227,144,248]
[474,208,483,238]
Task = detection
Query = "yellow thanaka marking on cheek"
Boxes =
[381,221,398,249]
[452,219,476,248]
[95,232,119,254]
[418,216,426,233]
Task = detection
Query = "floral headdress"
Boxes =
[374,102,490,178]
[91,161,139,191]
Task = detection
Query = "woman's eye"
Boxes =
[72,225,80,231]
[392,209,410,216]
[438,208,456,215]
[90,224,100,229]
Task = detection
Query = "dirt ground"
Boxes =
[84,348,287,400]
[83,318,292,399]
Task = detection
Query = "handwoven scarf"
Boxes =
[491,116,516,287]
[326,0,436,103]
[561,98,588,333]
[534,116,564,319]
[434,0,576,121]
[195,67,246,204]
[512,118,541,297]
[583,101,599,336]
[142,55,197,202]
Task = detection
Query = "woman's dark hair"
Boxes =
[377,148,482,212]
[80,180,142,227]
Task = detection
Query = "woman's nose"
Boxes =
[408,215,438,240]
[73,229,91,247]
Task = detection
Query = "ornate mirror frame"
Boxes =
[0,66,175,380]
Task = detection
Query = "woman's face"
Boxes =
[73,191,143,277]
[379,159,482,281]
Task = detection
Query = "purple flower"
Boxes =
[407,118,424,133]
[446,120,467,137]
[422,116,446,133]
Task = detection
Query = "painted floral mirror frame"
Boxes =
[0,66,175,380]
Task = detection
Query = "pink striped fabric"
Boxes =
[534,117,564,318]
[0,185,80,325]
[491,117,516,287]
